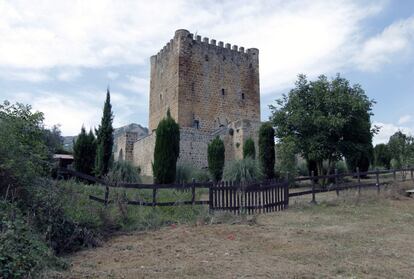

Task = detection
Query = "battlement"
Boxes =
[149,29,260,132]
[152,29,259,62]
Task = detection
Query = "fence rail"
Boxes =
[58,167,414,214]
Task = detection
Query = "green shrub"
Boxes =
[0,201,66,279]
[243,138,256,159]
[208,136,225,182]
[176,164,211,183]
[108,161,141,184]
[259,123,275,179]
[73,127,96,176]
[28,179,100,254]
[153,109,180,184]
[223,158,263,183]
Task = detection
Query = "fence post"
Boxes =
[393,169,397,182]
[191,178,196,205]
[334,169,339,197]
[208,182,213,214]
[376,168,380,194]
[285,172,290,209]
[357,167,361,196]
[104,185,109,206]
[311,171,316,204]
[152,187,157,208]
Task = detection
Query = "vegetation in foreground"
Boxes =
[53,183,414,279]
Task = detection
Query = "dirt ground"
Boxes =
[48,185,414,279]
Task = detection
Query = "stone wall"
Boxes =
[132,133,156,176]
[114,132,139,162]
[149,29,260,133]
[177,30,260,132]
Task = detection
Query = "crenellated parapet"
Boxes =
[151,29,259,62]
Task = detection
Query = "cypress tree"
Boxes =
[208,136,225,182]
[152,109,180,184]
[243,138,256,159]
[73,127,96,175]
[259,123,275,179]
[95,89,114,177]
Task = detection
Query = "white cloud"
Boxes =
[107,71,119,80]
[56,68,82,81]
[373,121,413,145]
[355,16,414,71]
[120,75,149,96]
[0,0,384,92]
[0,69,50,82]
[398,115,412,125]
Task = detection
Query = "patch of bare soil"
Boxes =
[48,186,414,279]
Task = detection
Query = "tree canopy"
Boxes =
[208,136,225,182]
[73,127,96,175]
[388,131,414,168]
[258,122,275,179]
[270,74,375,175]
[95,89,114,177]
[152,109,180,184]
[243,138,256,159]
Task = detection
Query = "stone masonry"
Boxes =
[114,29,262,177]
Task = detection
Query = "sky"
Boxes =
[0,0,413,145]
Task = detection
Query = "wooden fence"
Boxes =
[289,167,414,203]
[58,167,414,214]
[58,169,289,214]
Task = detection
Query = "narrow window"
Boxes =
[221,88,225,96]
[205,55,209,61]
[193,120,199,129]
[241,93,245,100]
[160,94,162,100]
[191,82,195,93]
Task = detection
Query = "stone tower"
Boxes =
[114,29,262,177]
[148,29,260,132]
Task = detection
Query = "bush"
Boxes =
[0,201,66,278]
[153,109,180,184]
[108,161,141,184]
[243,138,256,159]
[208,136,225,182]
[223,158,263,183]
[176,164,211,183]
[28,179,100,254]
[259,123,275,179]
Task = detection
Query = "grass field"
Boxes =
[42,181,414,278]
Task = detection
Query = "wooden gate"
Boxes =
[209,181,289,214]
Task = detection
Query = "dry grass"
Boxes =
[45,181,414,279]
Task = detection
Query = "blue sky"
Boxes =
[0,0,413,144]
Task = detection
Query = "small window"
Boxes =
[249,63,252,69]
[223,56,226,61]
[193,120,199,129]
[160,94,162,100]
[221,88,225,96]
[241,93,245,100]
[205,55,209,61]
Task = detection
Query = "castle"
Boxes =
[114,29,262,177]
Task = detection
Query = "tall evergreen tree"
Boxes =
[243,138,256,159]
[208,136,225,182]
[153,109,180,184]
[95,89,114,177]
[73,127,96,175]
[259,122,275,179]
